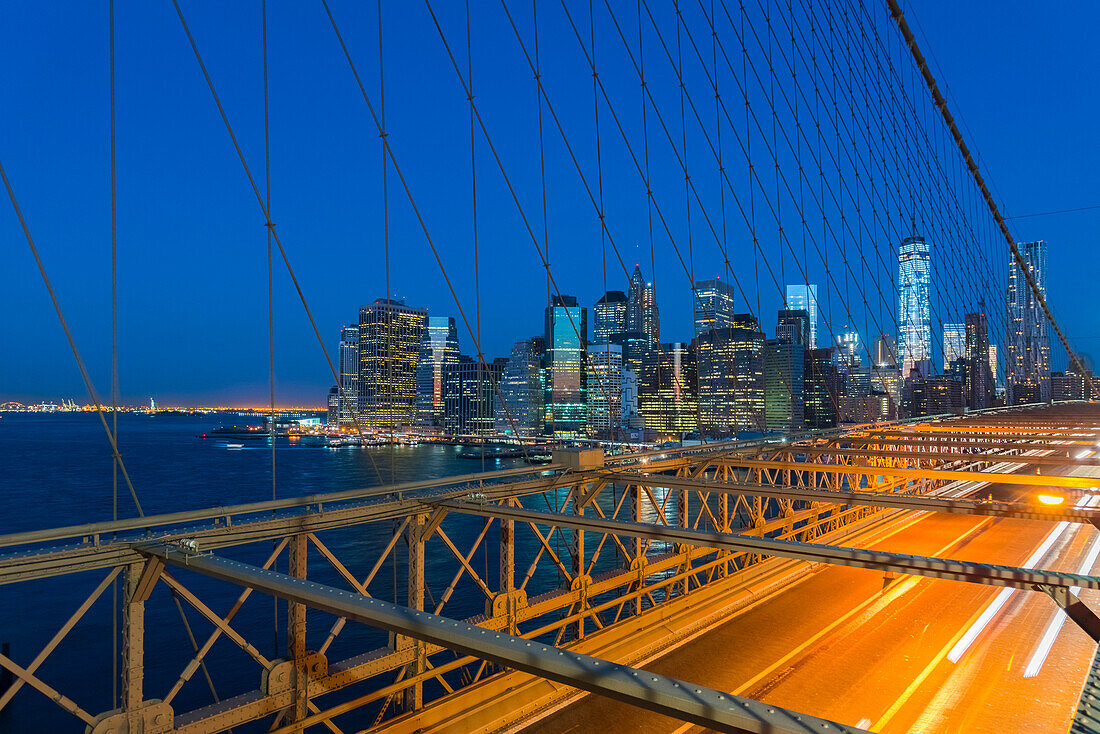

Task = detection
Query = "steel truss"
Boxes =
[0,406,1098,733]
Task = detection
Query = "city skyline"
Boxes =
[3,4,1096,407]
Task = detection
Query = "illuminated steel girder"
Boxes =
[443,502,1100,591]
[140,544,870,734]
[765,446,1100,468]
[592,471,1100,523]
[712,458,1099,489]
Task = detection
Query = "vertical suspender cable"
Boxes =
[260,0,279,657]
[108,0,119,707]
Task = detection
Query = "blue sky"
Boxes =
[2,1,1096,406]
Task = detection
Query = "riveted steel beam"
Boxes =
[441,502,1100,592]
[590,471,1100,523]
[139,544,870,734]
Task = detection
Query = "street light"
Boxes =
[1037,494,1065,506]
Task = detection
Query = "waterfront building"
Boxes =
[695,319,765,436]
[494,337,545,437]
[964,312,993,409]
[327,386,339,426]
[785,284,819,349]
[989,345,999,385]
[586,344,623,436]
[694,278,737,339]
[338,325,359,426]
[443,355,507,436]
[943,323,965,372]
[594,291,629,342]
[898,236,932,376]
[357,298,427,428]
[639,343,696,436]
[626,265,660,348]
[805,348,840,429]
[1006,240,1051,404]
[544,295,587,436]
[414,316,460,428]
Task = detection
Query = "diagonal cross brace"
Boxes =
[138,542,870,734]
[1034,584,1100,643]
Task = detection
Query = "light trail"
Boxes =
[1023,495,1100,678]
[947,519,1072,663]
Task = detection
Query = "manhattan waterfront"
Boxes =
[3,1,1100,733]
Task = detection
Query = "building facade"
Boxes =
[639,343,697,436]
[338,325,359,426]
[443,356,506,436]
[695,320,766,436]
[586,344,623,436]
[494,337,545,437]
[627,265,660,348]
[694,278,736,339]
[785,284,819,349]
[357,298,427,428]
[942,323,965,371]
[544,295,587,436]
[414,316,460,428]
[898,235,931,376]
[1006,240,1050,404]
[594,291,629,342]
[964,312,993,409]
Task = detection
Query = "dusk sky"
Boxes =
[3,1,1097,406]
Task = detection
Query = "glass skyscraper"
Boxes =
[357,298,427,428]
[1006,240,1050,404]
[338,325,359,426]
[898,236,931,376]
[544,295,587,436]
[495,337,545,437]
[639,343,696,436]
[443,355,506,436]
[586,343,623,436]
[695,318,766,436]
[627,265,660,348]
[942,323,965,371]
[785,284,819,349]
[594,290,628,342]
[964,312,993,409]
[414,316,460,428]
[693,278,736,339]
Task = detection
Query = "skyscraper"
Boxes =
[777,309,810,348]
[785,284,819,349]
[898,236,931,376]
[443,355,507,436]
[942,323,965,371]
[695,318,766,436]
[544,295,587,436]
[414,316,460,428]
[586,344,623,436]
[594,291,629,342]
[495,337,545,437]
[693,278,736,339]
[1006,240,1050,404]
[338,325,359,426]
[765,319,805,434]
[627,265,660,348]
[805,348,840,429]
[358,298,427,428]
[873,334,898,368]
[964,312,993,409]
[639,343,696,436]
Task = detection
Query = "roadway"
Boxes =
[522,460,1100,733]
